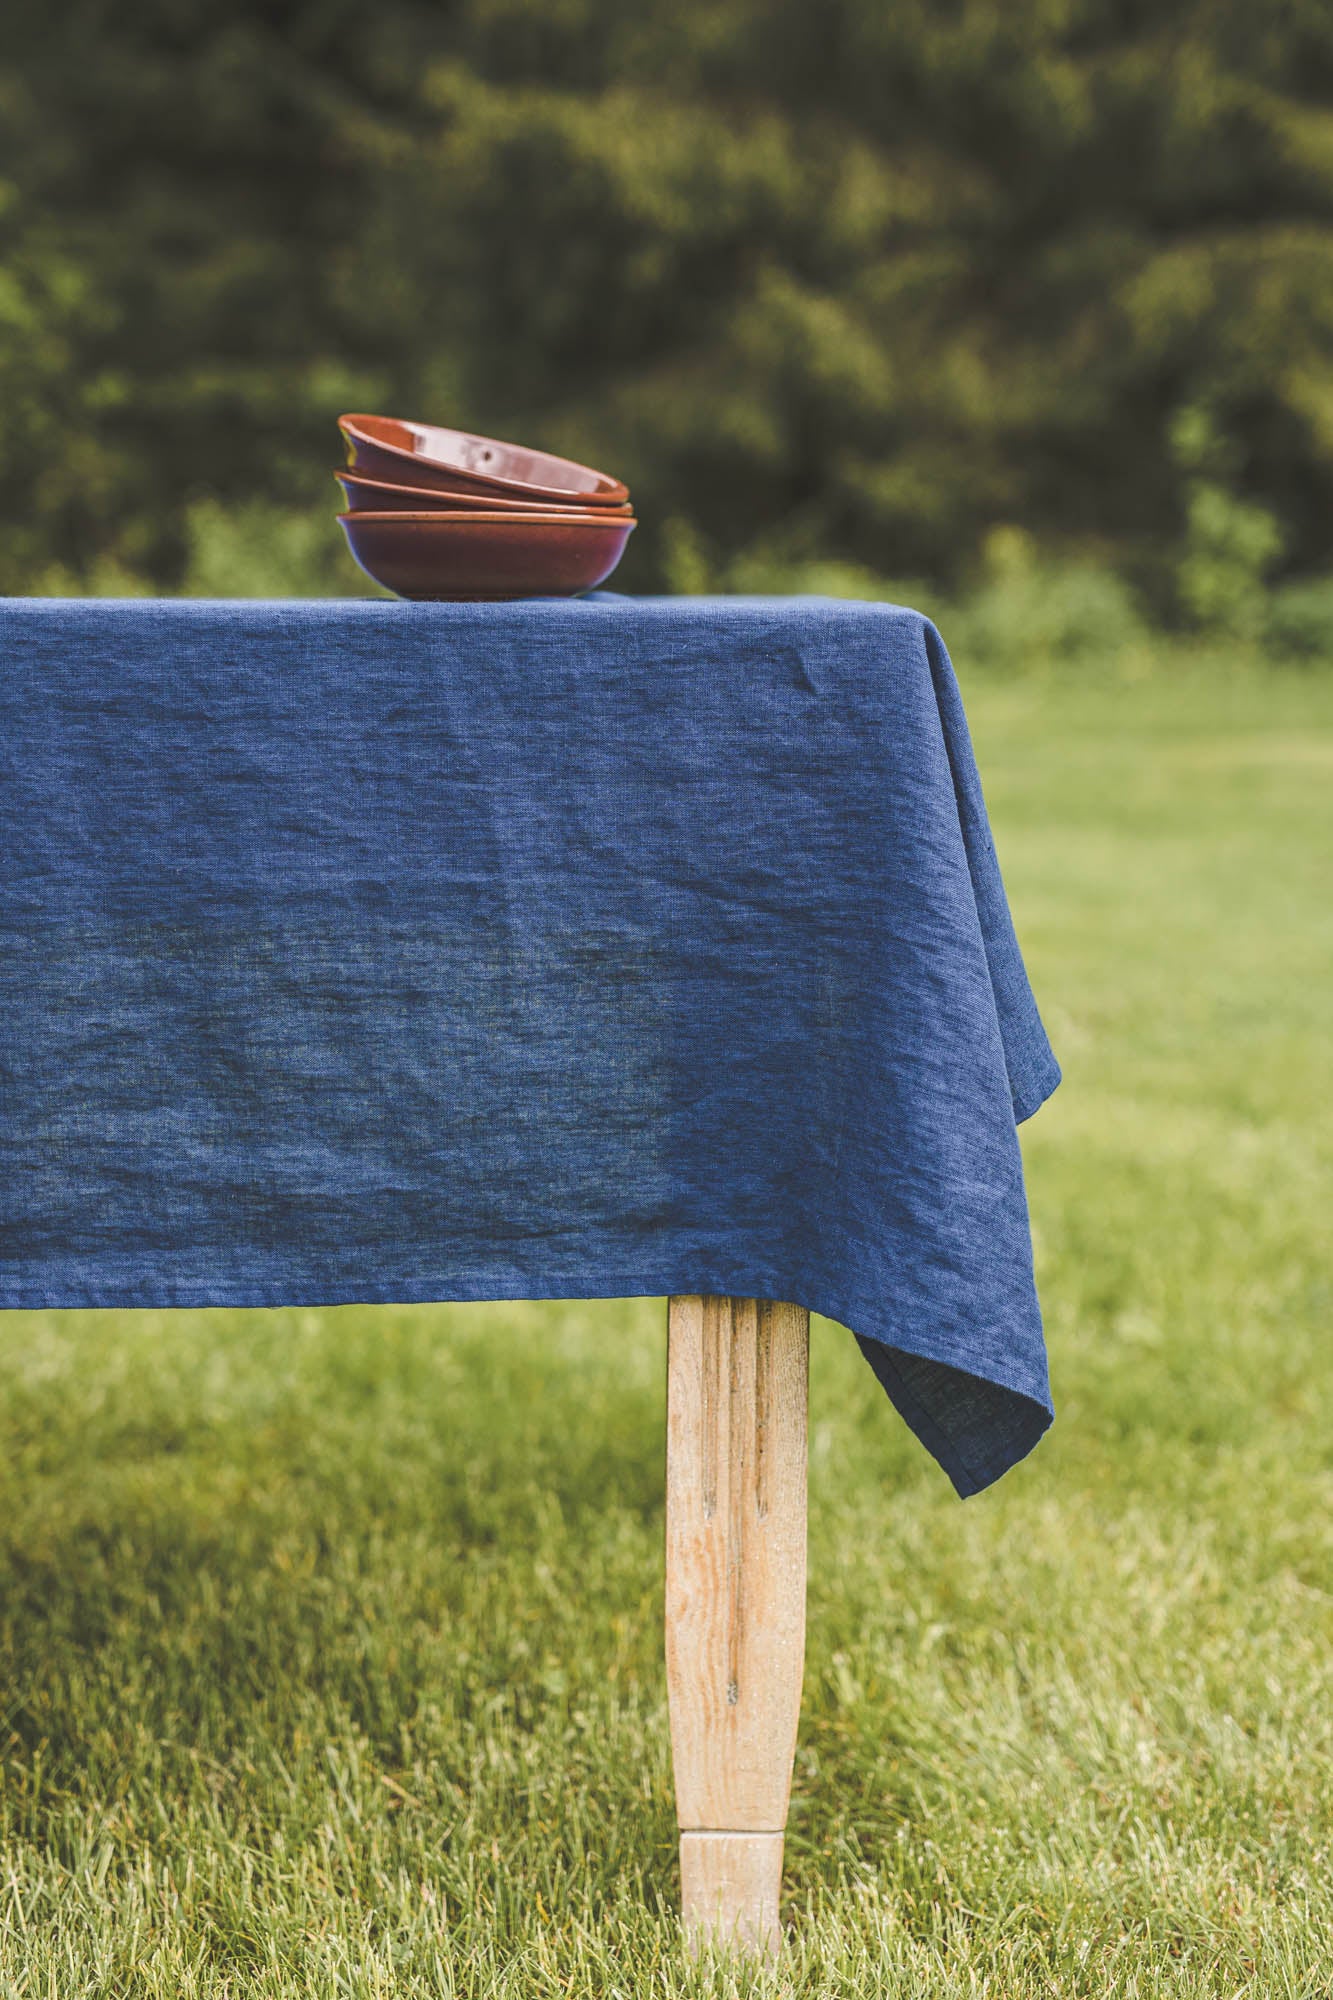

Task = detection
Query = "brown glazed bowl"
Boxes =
[338,509,636,600]
[339,414,630,507]
[335,469,633,518]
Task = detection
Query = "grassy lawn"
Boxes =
[2,657,1331,1996]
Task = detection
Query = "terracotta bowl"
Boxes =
[338,509,636,600]
[335,468,633,518]
[339,414,630,507]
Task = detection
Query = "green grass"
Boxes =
[2,657,1331,1996]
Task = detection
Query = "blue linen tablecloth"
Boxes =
[0,596,1059,1495]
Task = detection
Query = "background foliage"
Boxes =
[3,0,1333,630]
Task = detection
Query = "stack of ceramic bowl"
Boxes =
[336,415,635,600]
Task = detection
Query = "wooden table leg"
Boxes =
[665,1295,809,1957]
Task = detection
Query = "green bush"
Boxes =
[177,498,380,599]
[1171,407,1286,641]
[940,529,1148,673]
[1265,574,1333,660]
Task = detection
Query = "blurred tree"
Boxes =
[1,0,1331,603]
[0,0,409,587]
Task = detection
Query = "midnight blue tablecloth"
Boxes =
[0,596,1059,1494]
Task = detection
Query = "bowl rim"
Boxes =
[333,469,635,515]
[338,414,630,506]
[338,509,636,529]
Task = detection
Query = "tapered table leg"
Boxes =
[664,1295,809,1957]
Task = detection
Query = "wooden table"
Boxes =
[665,1295,808,1957]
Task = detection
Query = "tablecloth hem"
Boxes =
[1013,1049,1063,1125]
[852,1330,1051,1496]
[0,1257,1050,1492]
